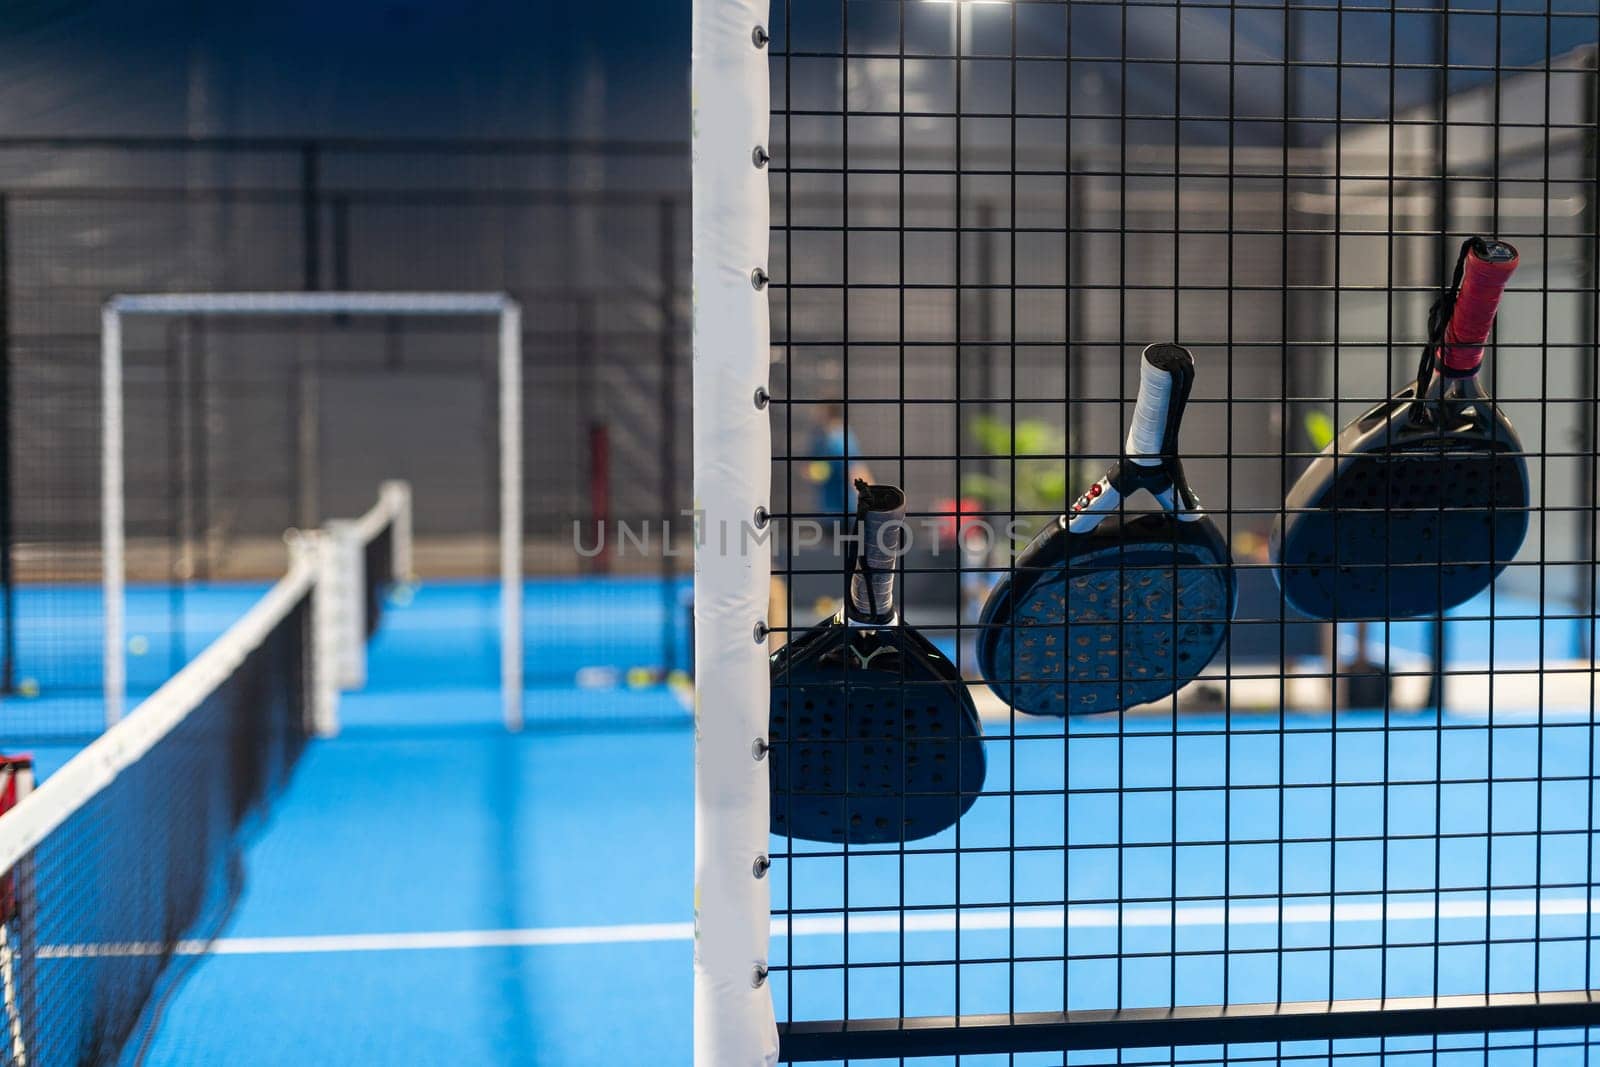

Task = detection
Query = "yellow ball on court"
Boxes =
[626,667,655,689]
[17,678,38,699]
[128,635,150,656]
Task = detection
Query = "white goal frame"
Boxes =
[101,291,523,731]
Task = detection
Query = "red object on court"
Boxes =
[0,756,32,920]
[932,497,984,552]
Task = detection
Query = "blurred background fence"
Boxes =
[1,136,696,708]
[2,68,1596,705]
[2,136,691,574]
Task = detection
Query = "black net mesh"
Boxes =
[363,514,395,642]
[0,578,310,1066]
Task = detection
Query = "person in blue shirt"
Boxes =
[780,403,876,628]
[806,403,873,516]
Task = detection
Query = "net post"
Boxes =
[325,519,366,690]
[499,300,524,732]
[381,479,414,583]
[303,529,342,737]
[102,302,125,726]
[692,1,778,1064]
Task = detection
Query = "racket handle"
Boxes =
[1441,238,1518,375]
[849,482,906,623]
[1125,343,1194,465]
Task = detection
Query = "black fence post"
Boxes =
[301,143,321,292]
[332,195,350,292]
[332,193,352,330]
[297,143,323,529]
[659,198,680,676]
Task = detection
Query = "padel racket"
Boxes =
[1273,237,1526,619]
[770,481,985,844]
[978,343,1235,717]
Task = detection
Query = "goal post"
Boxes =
[692,1,779,1065]
[100,291,524,732]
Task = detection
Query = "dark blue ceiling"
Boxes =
[0,1,1588,144]
[0,0,689,140]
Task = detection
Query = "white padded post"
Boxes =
[382,479,415,582]
[308,530,343,737]
[692,1,779,1064]
[325,519,366,691]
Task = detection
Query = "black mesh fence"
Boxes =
[0,138,694,732]
[759,1,1600,1061]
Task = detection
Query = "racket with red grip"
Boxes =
[1272,237,1528,619]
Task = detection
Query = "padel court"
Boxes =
[0,575,1588,1064]
[0,1,1598,1064]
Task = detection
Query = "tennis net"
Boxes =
[0,484,407,1066]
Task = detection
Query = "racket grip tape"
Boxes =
[1442,239,1519,374]
[850,482,906,622]
[1125,343,1194,465]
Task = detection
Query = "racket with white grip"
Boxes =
[978,344,1236,717]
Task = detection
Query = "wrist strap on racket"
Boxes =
[1414,238,1474,396]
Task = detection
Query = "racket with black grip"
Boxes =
[1273,237,1527,619]
[770,482,986,844]
[978,343,1235,717]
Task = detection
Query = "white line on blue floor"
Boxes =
[34,895,1600,959]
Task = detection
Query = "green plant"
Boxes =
[961,414,1078,543]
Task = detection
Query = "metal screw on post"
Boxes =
[752,146,770,169]
[752,855,770,879]
[753,386,770,410]
[750,267,768,291]
[751,25,768,48]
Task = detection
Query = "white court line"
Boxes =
[34,896,1600,960]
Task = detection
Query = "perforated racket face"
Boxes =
[980,518,1233,717]
[1276,440,1528,618]
[770,623,985,844]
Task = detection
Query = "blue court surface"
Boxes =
[128,581,697,1066]
[2,579,1596,1065]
